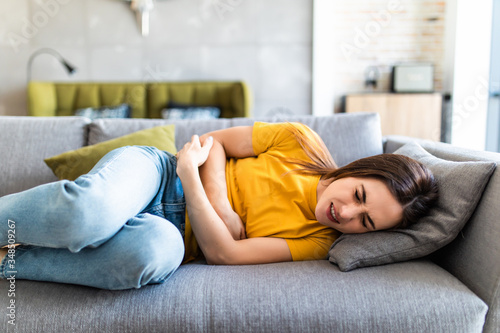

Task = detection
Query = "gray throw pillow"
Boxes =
[328,142,496,272]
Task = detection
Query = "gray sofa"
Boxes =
[0,113,498,333]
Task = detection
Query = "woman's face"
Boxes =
[315,177,403,234]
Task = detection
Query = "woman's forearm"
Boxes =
[178,163,237,264]
[199,137,246,240]
[199,139,233,219]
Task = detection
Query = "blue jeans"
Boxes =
[0,146,186,290]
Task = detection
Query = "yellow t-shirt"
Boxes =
[183,122,340,263]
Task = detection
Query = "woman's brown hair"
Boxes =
[284,123,439,229]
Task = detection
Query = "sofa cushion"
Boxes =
[329,142,496,272]
[0,260,487,332]
[44,125,176,181]
[0,116,89,197]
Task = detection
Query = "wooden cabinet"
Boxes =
[345,93,443,141]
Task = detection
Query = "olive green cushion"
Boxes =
[44,125,176,180]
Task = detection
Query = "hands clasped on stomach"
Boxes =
[176,135,213,175]
[176,135,247,241]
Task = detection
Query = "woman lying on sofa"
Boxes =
[0,122,438,290]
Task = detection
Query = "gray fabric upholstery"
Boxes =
[329,142,496,271]
[88,113,383,167]
[0,116,89,196]
[384,136,500,333]
[0,115,497,332]
[0,260,487,333]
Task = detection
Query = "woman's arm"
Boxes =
[198,126,254,240]
[176,135,292,265]
[199,126,254,158]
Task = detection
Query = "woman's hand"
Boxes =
[176,135,214,177]
[220,210,247,240]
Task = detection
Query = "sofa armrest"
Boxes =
[233,81,253,118]
[384,135,500,332]
[28,81,57,116]
[382,135,435,154]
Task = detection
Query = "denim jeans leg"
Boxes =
[1,213,185,290]
[142,154,186,237]
[0,146,169,252]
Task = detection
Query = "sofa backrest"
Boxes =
[0,112,382,196]
[0,116,90,197]
[87,113,383,168]
[384,136,500,333]
[27,81,252,119]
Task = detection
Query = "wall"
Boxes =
[316,0,448,114]
[450,0,493,150]
[0,0,312,117]
[486,0,500,152]
[312,0,336,116]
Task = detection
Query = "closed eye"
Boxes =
[361,185,376,230]
[354,189,368,229]
[357,186,376,230]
